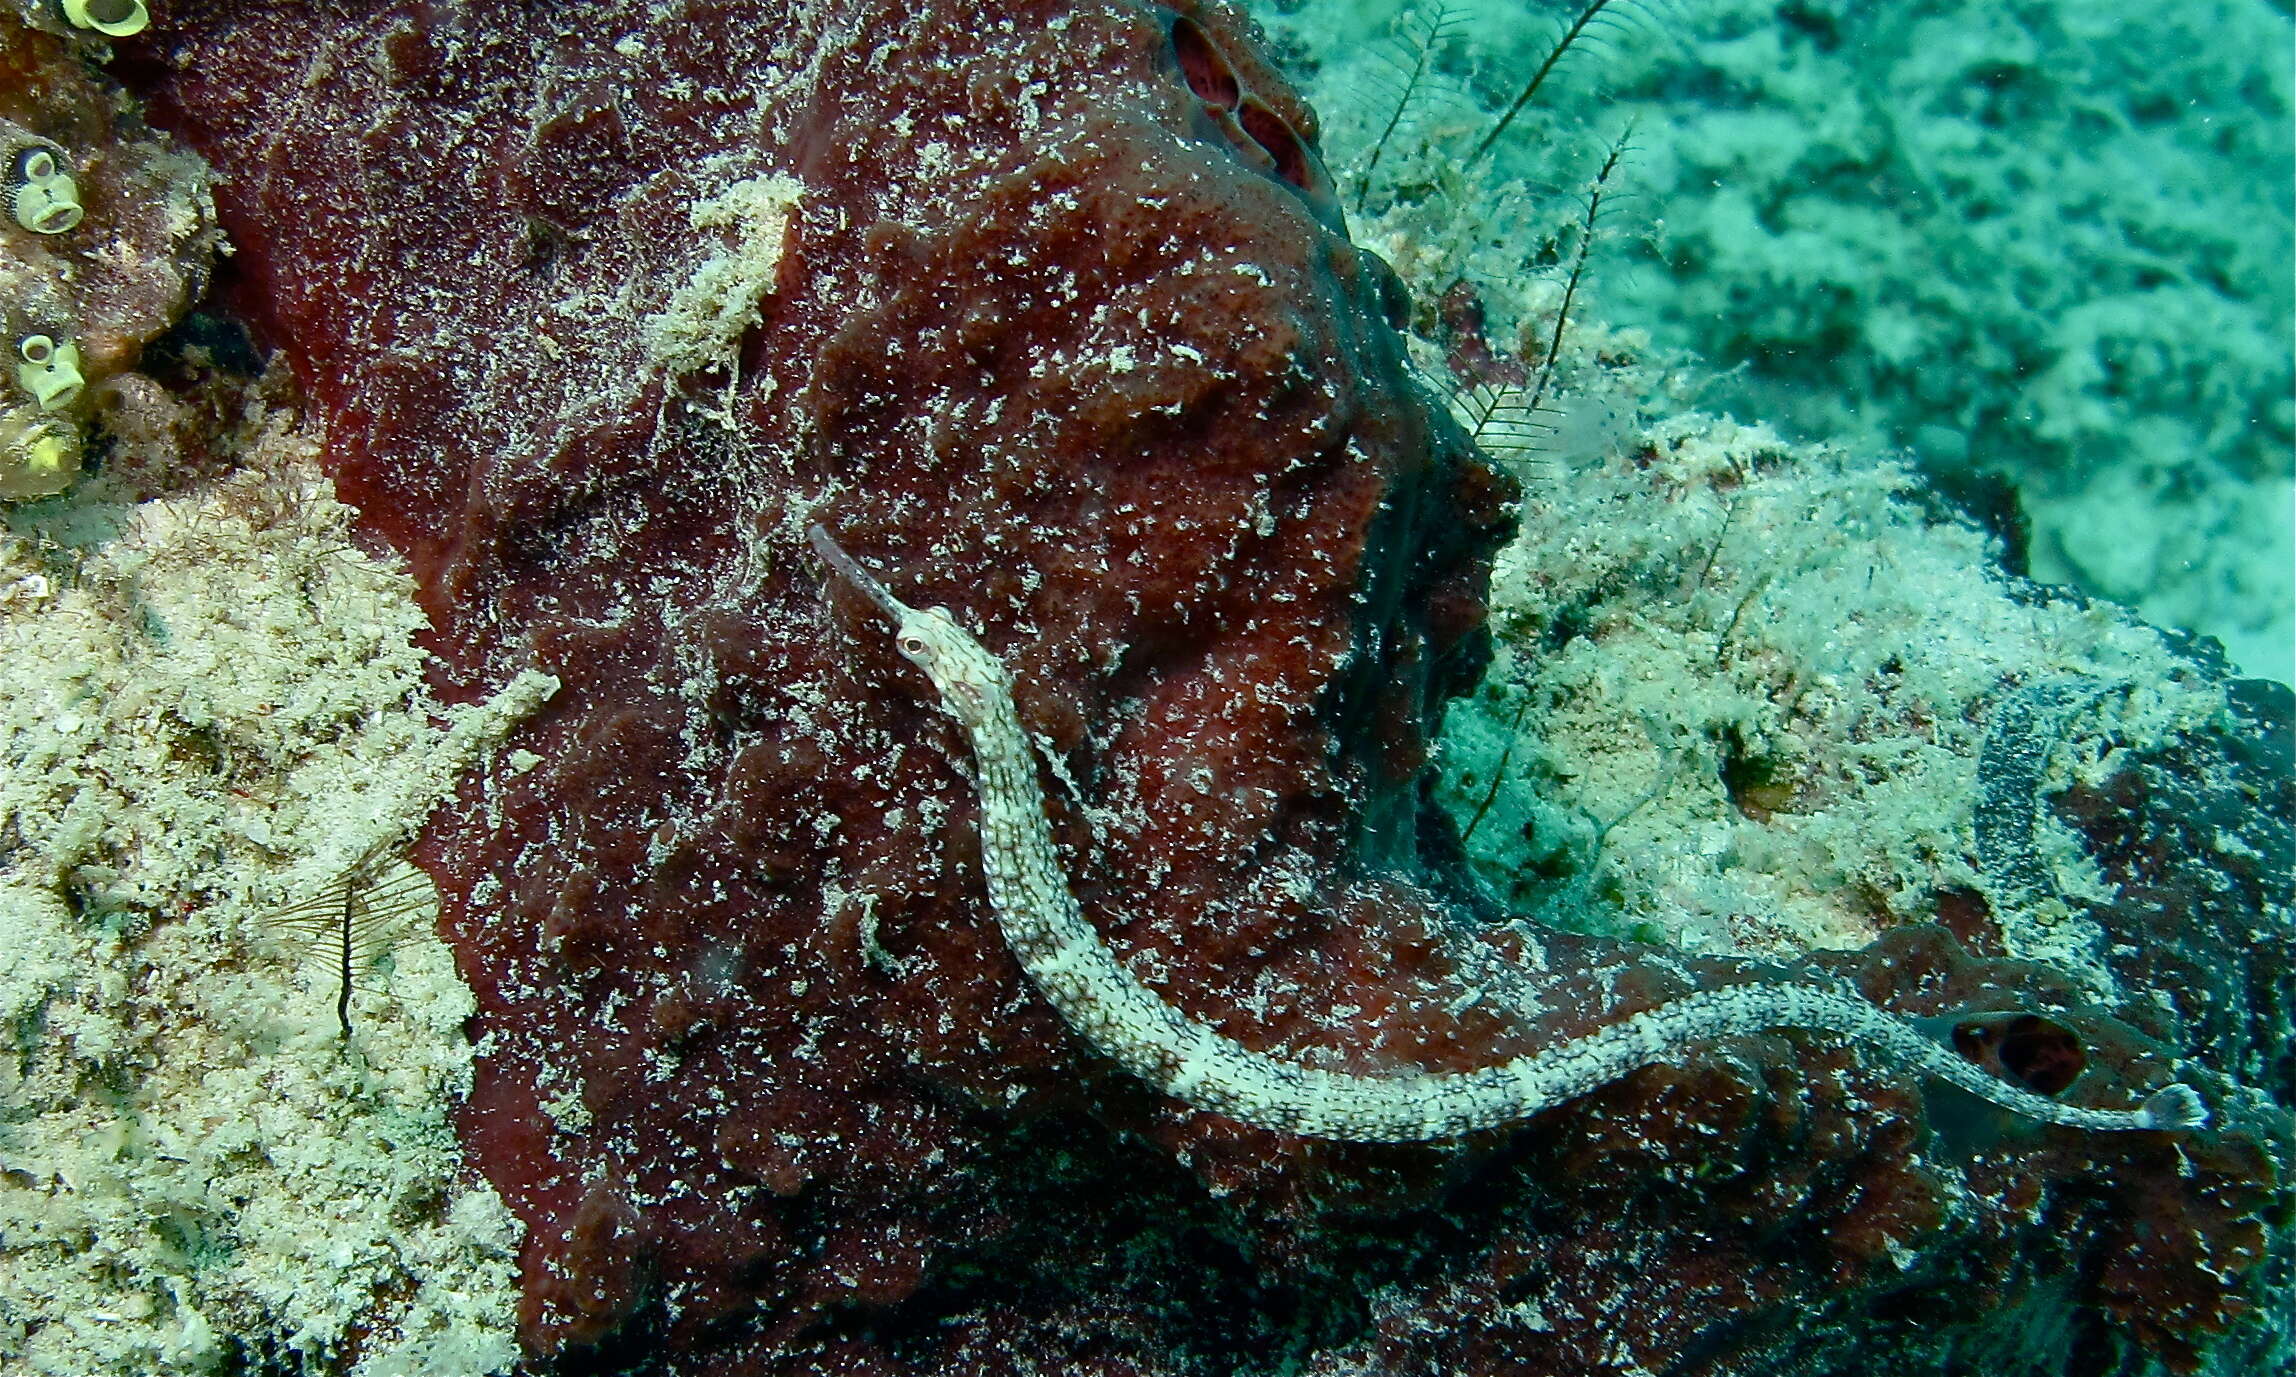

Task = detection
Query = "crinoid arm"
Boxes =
[1351,0,1469,213]
[256,841,439,1038]
[1471,0,1637,165]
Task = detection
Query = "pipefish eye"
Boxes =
[897,632,931,658]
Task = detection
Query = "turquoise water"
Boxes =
[1266,0,2296,683]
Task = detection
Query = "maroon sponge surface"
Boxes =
[126,3,2282,1373]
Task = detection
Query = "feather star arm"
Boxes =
[809,525,2207,1142]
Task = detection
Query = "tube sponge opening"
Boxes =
[59,0,149,38]
[5,145,84,234]
[14,335,83,411]
[0,409,81,501]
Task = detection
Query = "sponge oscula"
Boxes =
[14,333,83,410]
[4,144,83,234]
[58,0,149,39]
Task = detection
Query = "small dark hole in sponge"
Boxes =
[1171,16,1239,111]
[1237,98,1310,192]
[1953,1013,2086,1095]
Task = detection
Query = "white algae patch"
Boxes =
[0,411,536,1375]
[644,172,807,383]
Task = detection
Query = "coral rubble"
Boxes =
[113,2,2289,1374]
[1424,340,2292,1376]
[0,419,532,1373]
[2,8,529,1372]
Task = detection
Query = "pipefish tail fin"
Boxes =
[2139,1083,2209,1131]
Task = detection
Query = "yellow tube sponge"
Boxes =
[58,0,148,39]
[13,332,82,409]
[0,404,79,499]
[4,145,83,234]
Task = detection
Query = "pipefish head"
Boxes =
[807,523,1005,728]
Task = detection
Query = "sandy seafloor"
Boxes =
[1271,0,2296,687]
[0,2,2289,1374]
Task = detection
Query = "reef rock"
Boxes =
[125,2,2284,1374]
[1,7,219,500]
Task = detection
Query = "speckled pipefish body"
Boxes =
[809,527,2208,1142]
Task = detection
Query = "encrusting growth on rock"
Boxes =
[132,0,2277,1364]
[810,526,2208,1141]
